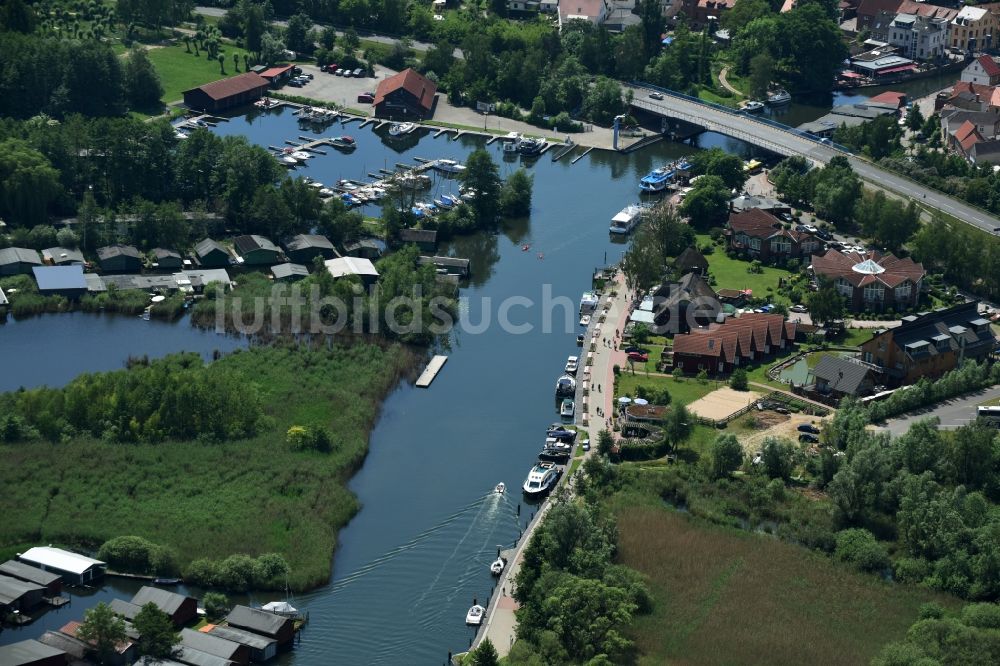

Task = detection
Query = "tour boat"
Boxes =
[522,461,560,495]
[639,165,675,192]
[518,137,545,155]
[495,482,505,494]
[490,558,505,576]
[560,398,575,419]
[743,100,765,114]
[434,159,466,174]
[466,604,485,625]
[565,356,579,374]
[610,204,644,235]
[389,122,416,136]
[555,374,576,396]
[766,88,791,106]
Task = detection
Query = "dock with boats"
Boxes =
[416,355,449,388]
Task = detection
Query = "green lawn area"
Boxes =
[148,42,252,103]
[839,327,876,347]
[696,236,792,304]
[616,372,720,407]
[608,488,959,665]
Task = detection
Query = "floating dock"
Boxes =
[416,355,448,388]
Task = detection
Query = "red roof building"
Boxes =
[671,313,797,375]
[183,73,269,112]
[868,91,907,108]
[259,64,295,83]
[726,208,822,264]
[810,248,925,312]
[961,54,1000,86]
[374,68,438,120]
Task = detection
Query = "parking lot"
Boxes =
[279,63,396,111]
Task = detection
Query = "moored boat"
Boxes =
[490,557,505,576]
[332,135,356,150]
[743,100,765,114]
[766,88,791,106]
[522,460,561,495]
[610,204,644,235]
[560,398,575,419]
[389,122,416,136]
[639,165,674,192]
[518,137,545,155]
[434,159,466,174]
[555,374,576,396]
[466,604,485,625]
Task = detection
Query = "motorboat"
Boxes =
[442,194,461,206]
[742,100,765,114]
[518,137,545,155]
[743,159,763,174]
[560,398,575,419]
[331,135,356,149]
[389,122,416,136]
[173,131,188,140]
[308,181,324,188]
[766,88,791,106]
[610,204,644,235]
[466,604,485,625]
[434,159,466,174]
[639,165,674,192]
[565,356,579,374]
[555,374,576,396]
[502,132,522,153]
[546,427,576,442]
[579,314,591,326]
[495,482,505,494]
[337,179,358,190]
[490,557,505,576]
[291,151,311,160]
[522,460,561,495]
[281,156,298,166]
[318,188,335,197]
[539,444,571,463]
[153,578,181,586]
[576,334,585,346]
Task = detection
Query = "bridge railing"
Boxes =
[629,81,854,154]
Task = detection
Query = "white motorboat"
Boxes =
[560,398,575,419]
[318,188,335,197]
[309,181,324,188]
[435,159,466,174]
[522,461,560,495]
[742,100,765,114]
[518,137,545,155]
[610,205,644,235]
[555,374,576,396]
[174,131,188,140]
[434,198,451,209]
[766,88,791,106]
[389,122,416,136]
[490,558,505,576]
[495,482,505,494]
[579,314,591,327]
[337,179,358,190]
[565,356,579,374]
[466,604,485,625]
[442,194,461,206]
[281,156,298,166]
[291,151,311,160]
[502,132,522,153]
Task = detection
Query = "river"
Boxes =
[0,72,954,661]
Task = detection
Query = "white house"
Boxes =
[961,54,1000,86]
[888,13,948,61]
[559,0,608,26]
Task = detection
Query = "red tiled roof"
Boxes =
[259,64,294,80]
[185,73,269,101]
[897,0,958,20]
[868,91,906,107]
[977,54,1000,79]
[810,249,925,289]
[728,208,814,243]
[374,68,437,112]
[672,313,795,364]
[857,0,903,19]
[956,119,984,151]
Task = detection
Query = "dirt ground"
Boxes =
[687,387,763,421]
[738,412,829,454]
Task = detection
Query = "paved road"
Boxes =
[874,384,1000,436]
[627,85,1000,235]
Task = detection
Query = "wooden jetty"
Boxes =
[571,147,593,164]
[359,118,375,128]
[551,142,576,162]
[415,355,448,388]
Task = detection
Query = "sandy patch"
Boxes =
[687,387,763,421]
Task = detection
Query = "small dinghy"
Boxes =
[495,482,505,494]
[490,558,505,576]
[153,578,181,586]
[466,604,485,626]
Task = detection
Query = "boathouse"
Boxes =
[0,247,42,276]
[0,574,46,612]
[0,560,62,596]
[41,246,85,266]
[399,228,438,252]
[284,234,336,264]
[131,585,199,626]
[109,598,143,621]
[374,68,438,120]
[60,620,137,664]
[207,625,278,662]
[0,639,67,666]
[152,248,184,270]
[234,235,282,266]
[271,262,309,282]
[226,605,295,645]
[182,268,233,293]
[32,266,88,299]
[180,628,250,665]
[97,244,143,273]
[419,255,470,278]
[324,256,380,287]
[17,546,106,586]
[342,238,385,260]
[183,73,270,113]
[38,631,88,662]
[195,238,232,268]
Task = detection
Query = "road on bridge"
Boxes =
[627,84,1000,235]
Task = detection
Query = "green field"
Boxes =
[697,236,792,303]
[616,371,720,407]
[0,344,417,590]
[147,42,253,104]
[609,488,958,665]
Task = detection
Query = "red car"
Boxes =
[627,351,649,363]
[325,63,338,73]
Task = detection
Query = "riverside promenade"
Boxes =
[467,270,633,660]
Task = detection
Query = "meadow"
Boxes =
[147,42,252,104]
[0,343,419,590]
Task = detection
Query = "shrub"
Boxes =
[98,536,177,575]
[834,528,890,573]
[729,369,748,391]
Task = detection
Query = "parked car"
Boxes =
[799,433,819,443]
[291,66,302,75]
[774,406,790,415]
[797,424,820,434]
[649,92,664,100]
[336,68,346,76]
[357,93,375,103]
[303,73,314,79]
[816,229,833,240]
[624,346,646,354]
[325,63,338,73]
[627,351,649,363]
[341,69,353,77]
[287,79,303,87]
[790,304,807,313]
[353,68,364,77]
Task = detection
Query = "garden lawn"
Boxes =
[616,372,719,407]
[696,235,792,304]
[608,491,959,666]
[148,42,252,104]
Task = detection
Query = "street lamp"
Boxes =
[483,110,488,131]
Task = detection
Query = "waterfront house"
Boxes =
[810,248,925,312]
[0,560,62,596]
[672,246,709,277]
[399,228,438,252]
[324,256,380,287]
[183,73,270,113]
[0,574,46,612]
[809,355,876,398]
[953,12,1000,56]
[41,246,85,266]
[284,234,336,264]
[671,313,796,375]
[152,248,184,270]
[418,255,471,277]
[0,286,8,310]
[234,235,282,266]
[195,239,232,268]
[0,639,67,666]
[726,208,821,263]
[650,272,720,335]
[0,247,42,276]
[32,266,88,299]
[206,625,278,662]
[17,546,106,586]
[225,605,295,645]
[97,245,143,273]
[859,302,998,386]
[259,64,295,86]
[888,13,948,61]
[131,585,199,626]
[271,262,309,282]
[180,628,250,665]
[182,268,233,293]
[373,68,438,120]
[342,237,385,260]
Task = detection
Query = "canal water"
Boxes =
[0,77,949,660]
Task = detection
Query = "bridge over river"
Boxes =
[627,83,1000,234]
